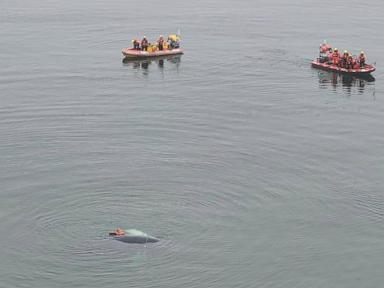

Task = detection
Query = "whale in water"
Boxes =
[110,229,159,244]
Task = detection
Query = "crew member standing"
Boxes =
[332,48,340,66]
[132,39,140,50]
[340,50,349,68]
[359,51,366,68]
[141,36,149,51]
[157,35,164,51]
[347,53,354,69]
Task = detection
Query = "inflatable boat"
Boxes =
[122,48,184,59]
[312,59,375,75]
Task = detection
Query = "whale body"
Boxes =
[112,229,159,244]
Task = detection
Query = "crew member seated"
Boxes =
[168,34,180,49]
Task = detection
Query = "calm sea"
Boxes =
[1,0,384,287]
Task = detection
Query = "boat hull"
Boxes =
[122,48,183,59]
[311,60,375,75]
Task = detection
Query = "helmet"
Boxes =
[361,51,365,55]
[334,48,338,51]
[143,36,146,39]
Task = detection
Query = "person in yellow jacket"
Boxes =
[168,34,180,49]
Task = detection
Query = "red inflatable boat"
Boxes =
[122,48,184,59]
[312,59,375,75]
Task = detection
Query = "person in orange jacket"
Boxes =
[331,48,340,66]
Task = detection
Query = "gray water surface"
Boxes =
[1,0,384,287]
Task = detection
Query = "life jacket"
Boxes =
[359,55,366,63]
[332,53,339,64]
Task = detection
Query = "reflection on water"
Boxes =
[122,55,181,75]
[316,70,375,95]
